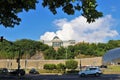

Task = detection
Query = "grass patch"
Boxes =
[39,69,65,74]
[102,65,120,74]
[25,65,120,75]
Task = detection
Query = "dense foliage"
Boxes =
[42,0,102,23]
[0,0,37,27]
[65,59,78,69]
[56,63,66,71]
[0,0,102,27]
[44,64,56,70]
[43,61,78,71]
[0,39,49,59]
[0,39,120,59]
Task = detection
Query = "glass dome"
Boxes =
[102,48,120,65]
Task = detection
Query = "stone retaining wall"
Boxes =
[0,57,102,69]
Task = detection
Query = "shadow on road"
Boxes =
[0,74,120,80]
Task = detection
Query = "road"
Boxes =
[0,74,120,80]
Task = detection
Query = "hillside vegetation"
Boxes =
[0,39,120,59]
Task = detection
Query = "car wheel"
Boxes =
[18,70,25,76]
[80,73,85,77]
[95,73,100,77]
[20,70,25,76]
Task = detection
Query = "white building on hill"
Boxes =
[41,36,75,48]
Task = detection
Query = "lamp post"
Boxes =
[79,52,82,71]
[16,47,24,76]
[16,50,21,76]
[66,47,67,59]
[25,57,27,70]
[24,49,28,70]
[18,51,21,71]
[80,58,82,71]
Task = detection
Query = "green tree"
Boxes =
[74,42,89,55]
[67,46,76,59]
[0,0,37,27]
[42,0,102,23]
[44,47,56,59]
[0,39,16,59]
[56,47,66,59]
[14,39,47,59]
[14,39,36,58]
[87,43,97,56]
[0,0,102,27]
[95,43,107,56]
[108,40,120,49]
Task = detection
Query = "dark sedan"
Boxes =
[29,68,39,74]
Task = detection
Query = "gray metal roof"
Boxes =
[102,48,120,64]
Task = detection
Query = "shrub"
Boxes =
[65,59,78,69]
[44,64,56,70]
[56,63,66,71]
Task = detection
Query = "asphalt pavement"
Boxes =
[0,74,120,80]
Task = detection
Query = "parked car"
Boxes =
[100,65,107,68]
[29,68,39,74]
[78,66,102,77]
[0,68,9,75]
[9,69,25,76]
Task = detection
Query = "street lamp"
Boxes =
[16,46,24,76]
[16,50,21,75]
[80,57,82,71]
[79,51,82,71]
[66,47,67,59]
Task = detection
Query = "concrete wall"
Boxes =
[0,57,102,70]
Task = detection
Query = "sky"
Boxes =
[0,0,120,43]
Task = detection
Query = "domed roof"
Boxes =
[52,36,62,42]
[53,36,59,39]
[102,48,120,64]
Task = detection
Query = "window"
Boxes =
[52,42,63,47]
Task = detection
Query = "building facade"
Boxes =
[41,36,75,48]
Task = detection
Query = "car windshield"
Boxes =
[85,67,99,71]
[31,68,36,71]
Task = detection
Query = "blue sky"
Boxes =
[0,0,120,43]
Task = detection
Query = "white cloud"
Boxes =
[40,15,119,43]
[40,32,56,41]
